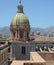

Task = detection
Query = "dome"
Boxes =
[10,1,30,27]
[11,13,29,26]
[10,1,30,42]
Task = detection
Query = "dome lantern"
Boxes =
[17,0,24,13]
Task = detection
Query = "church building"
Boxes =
[9,0,36,60]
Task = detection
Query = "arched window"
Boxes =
[20,31,23,38]
[13,32,15,38]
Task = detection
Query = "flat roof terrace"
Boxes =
[11,52,46,65]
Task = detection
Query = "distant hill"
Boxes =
[45,27,54,34]
[0,26,10,37]
[0,26,54,36]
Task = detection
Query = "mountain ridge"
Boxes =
[0,26,54,36]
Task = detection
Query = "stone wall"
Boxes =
[38,52,54,65]
[11,42,35,60]
[0,45,9,65]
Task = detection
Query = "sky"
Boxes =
[0,0,54,28]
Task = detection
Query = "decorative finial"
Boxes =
[19,0,21,4]
[17,0,24,13]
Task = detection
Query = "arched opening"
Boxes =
[19,31,23,38]
[13,32,15,38]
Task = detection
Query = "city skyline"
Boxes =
[0,0,54,28]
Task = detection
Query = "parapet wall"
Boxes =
[38,52,54,65]
[38,52,54,61]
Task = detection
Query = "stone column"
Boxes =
[24,31,27,41]
[26,31,27,41]
[18,31,20,40]
[15,31,17,39]
[24,31,26,41]
[10,32,14,40]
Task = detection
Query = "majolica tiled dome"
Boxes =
[11,2,29,26]
[11,13,29,26]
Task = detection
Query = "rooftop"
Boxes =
[35,35,54,43]
[11,52,45,65]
